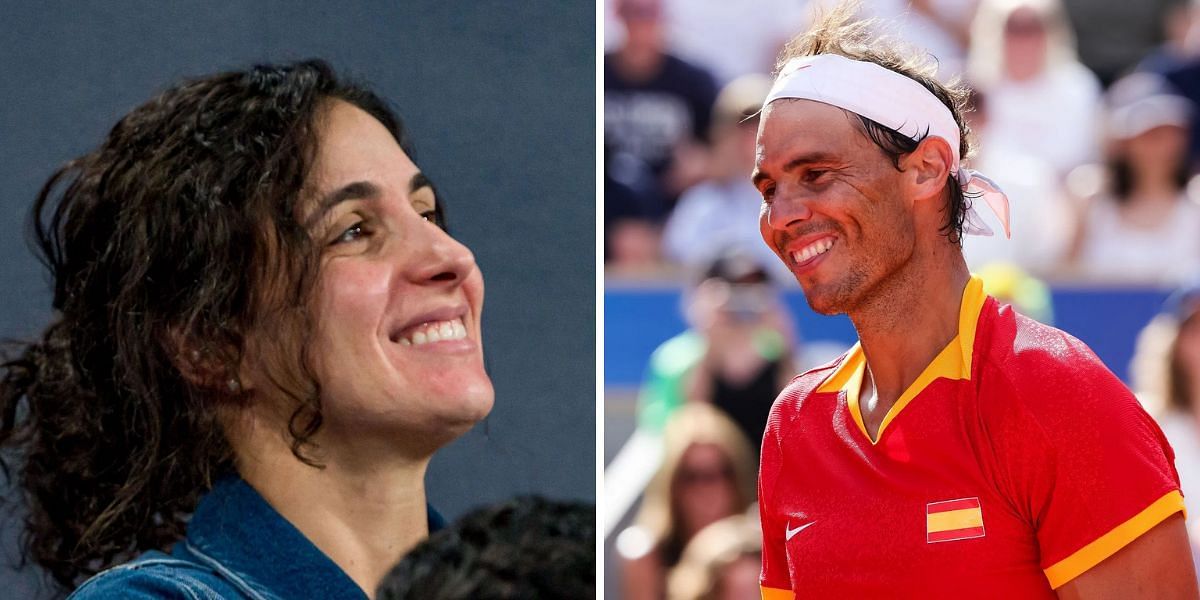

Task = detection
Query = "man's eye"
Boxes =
[331,222,368,245]
[803,170,828,183]
[760,184,776,203]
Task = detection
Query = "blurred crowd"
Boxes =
[607,0,1200,596]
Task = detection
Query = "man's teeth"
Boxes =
[792,238,834,263]
[397,318,468,346]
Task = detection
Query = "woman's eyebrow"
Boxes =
[305,180,380,227]
[410,172,433,195]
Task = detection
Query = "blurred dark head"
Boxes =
[376,497,595,600]
[692,246,774,325]
[700,246,771,287]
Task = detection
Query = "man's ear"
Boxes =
[899,136,954,199]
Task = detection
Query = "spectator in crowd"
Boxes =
[636,247,797,443]
[1137,0,1200,77]
[659,0,807,85]
[1132,281,1200,549]
[667,510,761,600]
[1061,0,1181,87]
[607,158,668,269]
[1162,3,1200,169]
[960,86,1071,274]
[662,74,793,284]
[605,0,719,226]
[852,0,981,81]
[680,256,797,453]
[967,0,1102,176]
[376,497,595,600]
[1069,72,1200,283]
[616,404,756,600]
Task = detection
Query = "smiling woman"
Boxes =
[0,60,497,599]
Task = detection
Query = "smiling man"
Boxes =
[752,5,1196,599]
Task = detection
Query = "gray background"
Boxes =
[0,2,595,597]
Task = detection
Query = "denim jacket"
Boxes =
[68,475,446,600]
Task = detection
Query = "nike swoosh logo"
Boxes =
[785,521,816,540]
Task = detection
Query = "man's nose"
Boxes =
[763,187,814,231]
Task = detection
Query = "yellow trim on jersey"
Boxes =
[816,276,987,444]
[761,585,796,600]
[927,507,984,533]
[1042,490,1186,589]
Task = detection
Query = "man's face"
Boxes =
[752,99,917,315]
[617,0,663,49]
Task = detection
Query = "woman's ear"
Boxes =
[899,136,954,199]
[165,328,251,395]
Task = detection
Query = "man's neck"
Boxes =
[848,246,970,436]
[232,417,433,597]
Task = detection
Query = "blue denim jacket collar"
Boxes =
[172,475,446,600]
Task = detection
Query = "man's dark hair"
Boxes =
[776,1,976,244]
[0,59,434,589]
[377,497,596,600]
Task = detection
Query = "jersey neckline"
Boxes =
[814,275,988,445]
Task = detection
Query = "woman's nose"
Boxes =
[408,222,477,285]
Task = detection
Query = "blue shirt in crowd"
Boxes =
[68,475,445,599]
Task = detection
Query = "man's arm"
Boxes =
[1057,514,1198,599]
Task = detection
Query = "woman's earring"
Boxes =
[226,378,241,393]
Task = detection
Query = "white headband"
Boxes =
[764,54,1011,238]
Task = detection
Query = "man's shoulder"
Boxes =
[977,303,1136,424]
[769,354,845,416]
[68,551,240,600]
[981,304,1115,389]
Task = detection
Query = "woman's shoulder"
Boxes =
[68,550,245,600]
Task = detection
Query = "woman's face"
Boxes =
[1126,125,1189,176]
[289,100,493,450]
[674,443,740,539]
[1002,7,1048,81]
[717,553,763,600]
[1178,308,1200,376]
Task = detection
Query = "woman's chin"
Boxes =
[442,386,496,428]
[412,380,496,436]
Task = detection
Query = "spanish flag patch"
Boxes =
[926,497,985,543]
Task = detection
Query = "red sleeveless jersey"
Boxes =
[759,277,1183,598]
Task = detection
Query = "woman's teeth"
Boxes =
[398,318,467,346]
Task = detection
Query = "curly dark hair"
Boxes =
[775,0,976,244]
[375,496,596,600]
[0,59,428,589]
